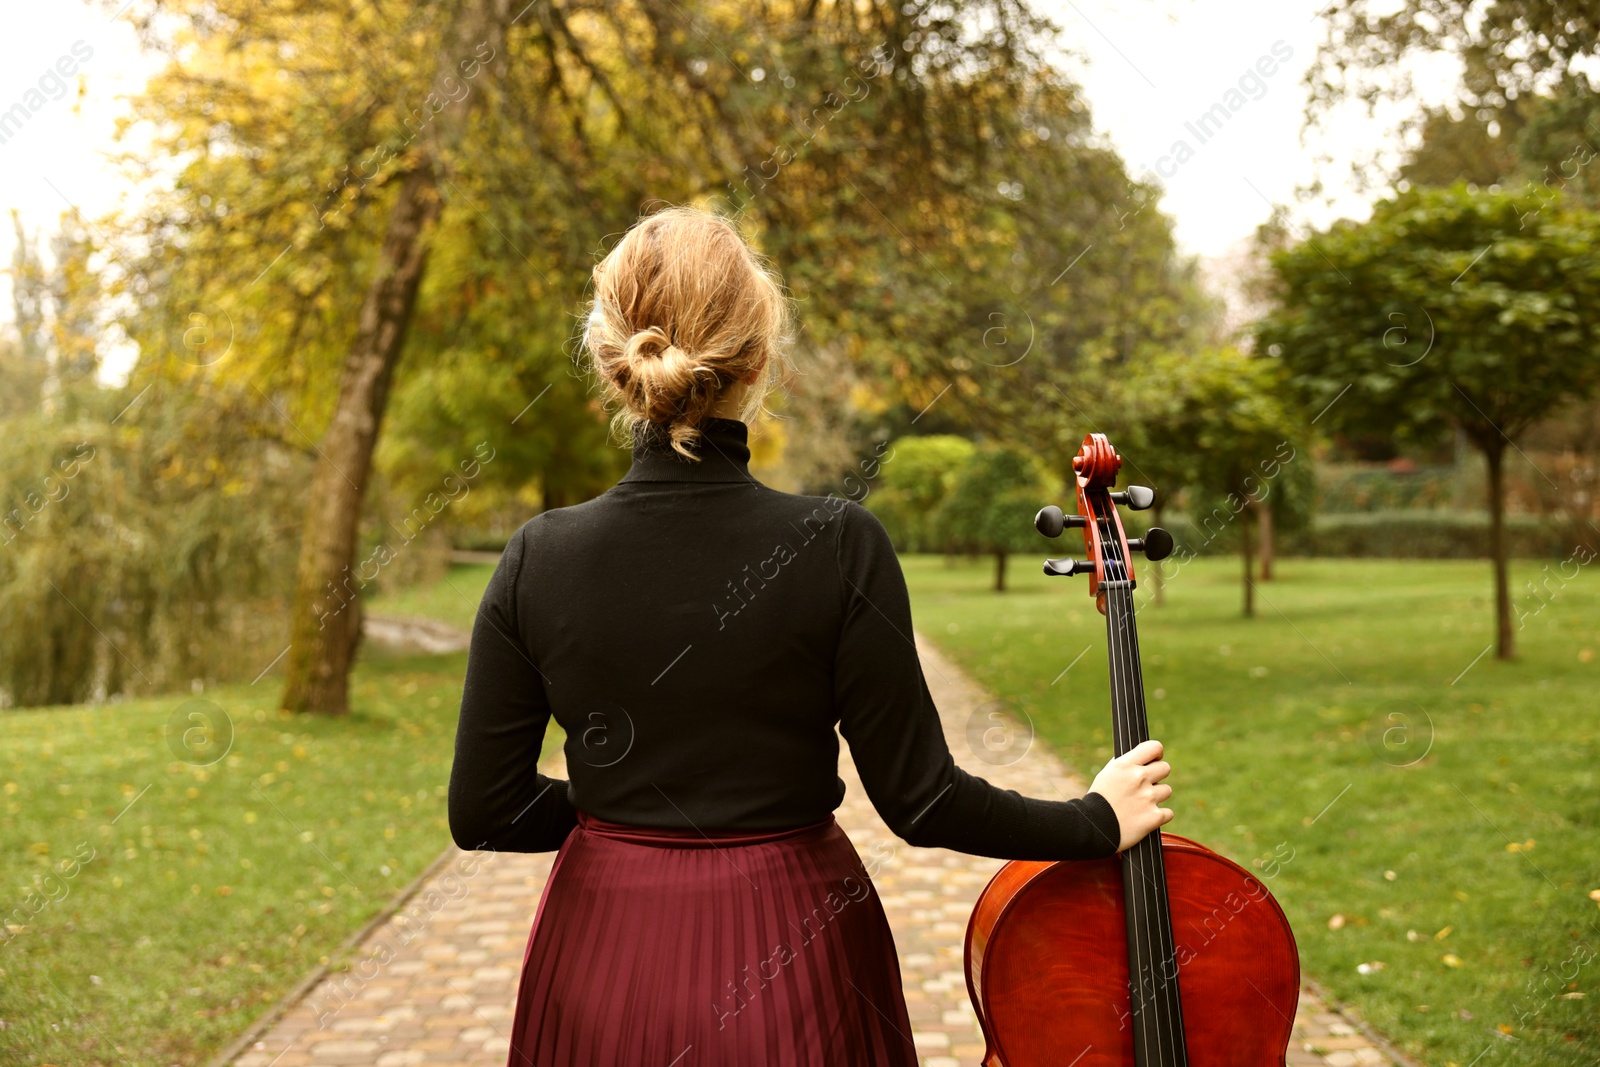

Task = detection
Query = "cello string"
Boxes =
[1102,514,1151,1056]
[1100,509,1164,1063]
[1097,509,1141,1046]
[1114,541,1185,1062]
[1105,508,1180,1064]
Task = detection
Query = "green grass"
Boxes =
[369,563,496,632]
[902,554,1600,1066]
[0,620,556,1066]
[5,556,1594,1065]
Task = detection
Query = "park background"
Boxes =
[1,0,1598,1064]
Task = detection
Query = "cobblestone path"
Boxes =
[230,634,1405,1067]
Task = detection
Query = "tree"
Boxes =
[0,210,302,707]
[1307,1,1600,197]
[1258,184,1600,657]
[1,213,49,417]
[116,0,1139,714]
[935,444,1059,592]
[863,435,975,552]
[1310,1,1600,122]
[1126,347,1302,616]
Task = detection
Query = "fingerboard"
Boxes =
[1102,577,1189,1067]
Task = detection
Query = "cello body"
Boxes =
[963,432,1300,1066]
[965,834,1300,1066]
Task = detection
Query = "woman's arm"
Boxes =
[448,523,578,853]
[831,501,1124,862]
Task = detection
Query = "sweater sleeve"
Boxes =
[448,523,579,853]
[831,501,1121,861]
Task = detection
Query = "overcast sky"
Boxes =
[0,0,1459,345]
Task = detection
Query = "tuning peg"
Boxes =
[1035,506,1088,538]
[1109,486,1155,511]
[1043,557,1094,577]
[1128,527,1174,562]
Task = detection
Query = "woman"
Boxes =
[448,206,1174,1067]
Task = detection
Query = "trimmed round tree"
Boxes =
[1128,346,1304,616]
[863,435,976,552]
[1258,183,1600,658]
[935,444,1060,592]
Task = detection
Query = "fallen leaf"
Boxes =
[1328,913,1347,930]
[1442,954,1463,968]
[1435,925,1453,941]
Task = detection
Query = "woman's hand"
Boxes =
[1088,739,1173,852]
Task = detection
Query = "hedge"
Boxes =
[1162,509,1574,559]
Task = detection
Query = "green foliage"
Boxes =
[367,562,495,632]
[110,0,1193,497]
[0,216,305,708]
[1,213,49,418]
[1121,345,1310,601]
[934,443,1059,589]
[1310,1,1600,192]
[905,554,1600,1067]
[0,384,304,708]
[1258,183,1600,648]
[864,435,975,552]
[1259,183,1600,452]
[1399,77,1600,212]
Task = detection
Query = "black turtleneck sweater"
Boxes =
[448,418,1121,861]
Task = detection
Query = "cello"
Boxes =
[963,433,1300,1067]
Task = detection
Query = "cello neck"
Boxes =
[1101,571,1190,1067]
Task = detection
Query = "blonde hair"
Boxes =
[583,207,788,460]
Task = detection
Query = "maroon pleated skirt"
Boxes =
[505,810,917,1067]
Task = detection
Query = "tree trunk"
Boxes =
[1257,498,1275,580]
[1241,505,1255,618]
[281,164,442,714]
[994,550,1008,593]
[1484,442,1514,660]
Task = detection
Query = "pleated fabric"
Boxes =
[505,811,918,1067]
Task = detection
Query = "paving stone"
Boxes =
[228,632,1401,1067]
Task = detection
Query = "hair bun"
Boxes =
[617,329,716,428]
[584,206,790,460]
[622,326,674,364]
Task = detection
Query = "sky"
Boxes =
[0,0,1460,351]
[1034,0,1461,258]
[0,1,157,274]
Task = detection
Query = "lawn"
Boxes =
[901,554,1599,1067]
[369,563,496,633]
[5,555,1593,1066]
[0,633,554,1066]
